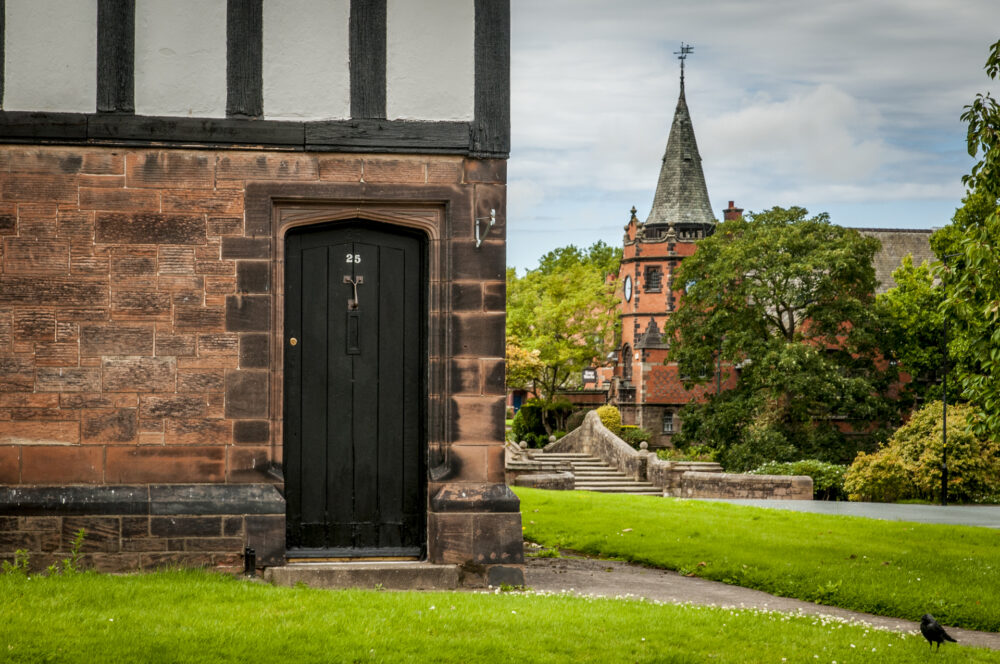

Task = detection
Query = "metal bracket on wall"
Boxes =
[474,208,496,248]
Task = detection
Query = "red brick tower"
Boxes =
[610,55,736,446]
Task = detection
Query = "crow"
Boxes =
[920,614,957,650]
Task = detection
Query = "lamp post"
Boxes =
[939,252,962,507]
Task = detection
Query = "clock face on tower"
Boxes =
[624,275,633,302]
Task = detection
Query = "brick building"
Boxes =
[607,67,931,448]
[0,0,523,585]
[606,65,737,447]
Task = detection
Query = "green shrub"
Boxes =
[511,400,547,448]
[619,425,652,449]
[656,445,717,462]
[750,460,848,500]
[565,409,588,431]
[510,399,573,448]
[595,405,621,435]
[844,401,1000,503]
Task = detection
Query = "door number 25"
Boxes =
[345,254,362,263]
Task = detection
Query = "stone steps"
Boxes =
[264,561,460,590]
[539,452,661,495]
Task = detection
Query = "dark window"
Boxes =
[621,344,632,381]
[662,411,674,434]
[644,266,662,292]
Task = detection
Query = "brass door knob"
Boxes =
[289,337,298,346]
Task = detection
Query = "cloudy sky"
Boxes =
[506,0,1000,271]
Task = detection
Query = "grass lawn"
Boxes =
[2,570,997,663]
[515,487,1000,632]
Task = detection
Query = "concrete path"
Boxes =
[524,553,1000,651]
[693,499,1000,528]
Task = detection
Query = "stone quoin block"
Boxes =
[463,159,506,184]
[233,420,269,443]
[451,240,505,281]
[483,281,505,312]
[236,261,270,293]
[427,512,473,565]
[449,358,481,395]
[239,334,269,368]
[225,295,271,332]
[450,313,504,357]
[450,282,482,311]
[221,237,270,260]
[225,371,268,419]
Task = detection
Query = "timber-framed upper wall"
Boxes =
[0,0,509,158]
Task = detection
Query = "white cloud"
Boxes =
[507,0,1000,269]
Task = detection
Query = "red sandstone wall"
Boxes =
[0,146,506,487]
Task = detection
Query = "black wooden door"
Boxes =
[284,221,425,558]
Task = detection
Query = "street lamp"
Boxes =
[939,252,962,507]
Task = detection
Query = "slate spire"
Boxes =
[644,53,715,228]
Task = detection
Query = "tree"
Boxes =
[664,206,898,470]
[876,191,994,408]
[877,255,947,406]
[506,242,620,419]
[940,39,1000,441]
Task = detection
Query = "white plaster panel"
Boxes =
[3,0,98,113]
[134,0,227,118]
[262,0,350,120]
[386,0,474,121]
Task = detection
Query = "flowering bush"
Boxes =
[844,401,1000,503]
[595,405,622,436]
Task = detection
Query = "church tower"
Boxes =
[611,45,733,446]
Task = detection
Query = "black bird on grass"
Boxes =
[920,614,957,650]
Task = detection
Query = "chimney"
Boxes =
[723,200,743,221]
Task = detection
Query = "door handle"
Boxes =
[343,275,364,310]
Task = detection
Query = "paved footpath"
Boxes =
[696,499,1000,528]
[525,555,1000,651]
[524,500,1000,651]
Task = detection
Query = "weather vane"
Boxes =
[674,42,694,86]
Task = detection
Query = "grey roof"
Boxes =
[645,80,715,228]
[857,228,935,294]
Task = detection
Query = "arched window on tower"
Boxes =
[621,343,632,381]
[644,265,662,292]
